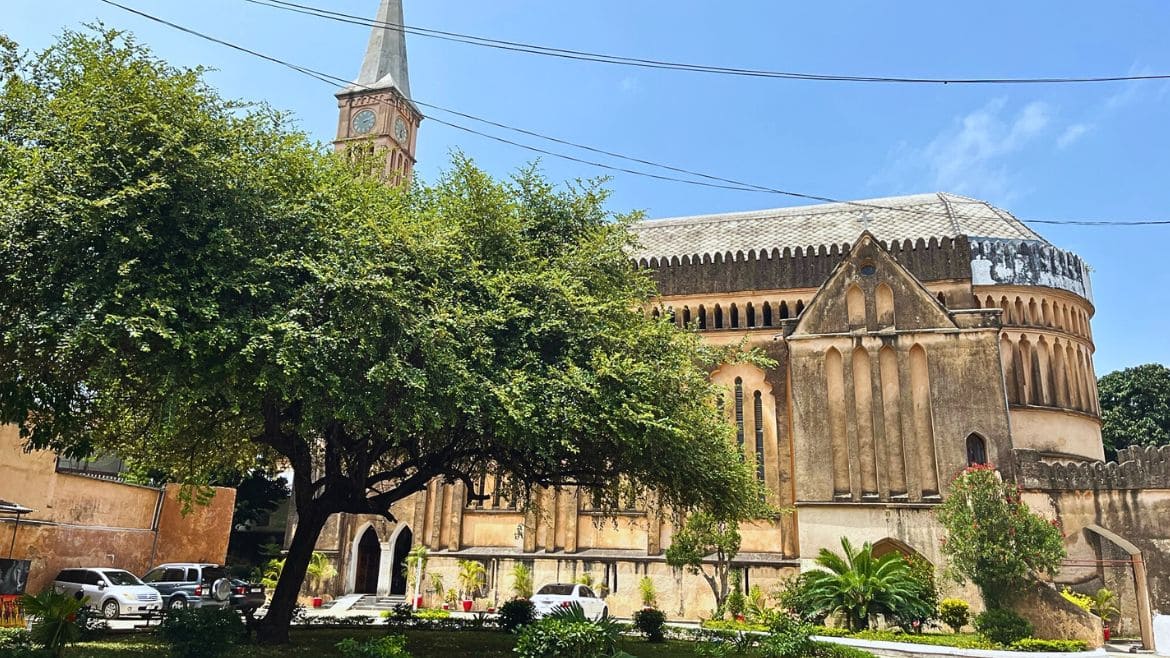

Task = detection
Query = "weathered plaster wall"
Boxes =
[1010,409,1104,461]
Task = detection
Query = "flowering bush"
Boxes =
[936,466,1065,606]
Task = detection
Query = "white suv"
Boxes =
[52,568,162,619]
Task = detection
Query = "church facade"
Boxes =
[302,1,1170,646]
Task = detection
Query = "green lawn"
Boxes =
[66,628,731,658]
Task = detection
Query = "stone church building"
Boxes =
[298,1,1170,647]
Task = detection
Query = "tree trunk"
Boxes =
[256,503,331,645]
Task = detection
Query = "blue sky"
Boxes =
[7,0,1170,375]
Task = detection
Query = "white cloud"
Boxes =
[876,99,1052,200]
[1057,123,1092,149]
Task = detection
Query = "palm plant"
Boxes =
[511,563,533,599]
[306,551,337,594]
[1091,588,1120,626]
[403,545,429,598]
[803,538,921,631]
[261,558,285,589]
[457,560,487,601]
[21,589,83,658]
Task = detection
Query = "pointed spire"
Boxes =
[341,0,410,98]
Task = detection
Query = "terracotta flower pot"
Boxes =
[462,600,473,612]
[312,597,323,608]
[442,604,450,610]
[1104,625,1111,642]
[415,596,424,609]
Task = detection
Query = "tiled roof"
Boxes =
[631,192,1046,261]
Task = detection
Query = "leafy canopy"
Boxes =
[935,466,1066,607]
[1097,363,1170,460]
[0,27,766,642]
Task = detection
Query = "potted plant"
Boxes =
[457,561,486,613]
[1092,588,1119,641]
[306,551,336,608]
[511,563,533,600]
[444,588,458,611]
[639,576,657,610]
[404,545,429,609]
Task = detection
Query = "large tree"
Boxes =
[0,30,763,643]
[1098,363,1170,460]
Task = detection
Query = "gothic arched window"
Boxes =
[753,391,765,483]
[966,434,988,466]
[734,378,745,450]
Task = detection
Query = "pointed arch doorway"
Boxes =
[389,526,413,596]
[353,526,381,594]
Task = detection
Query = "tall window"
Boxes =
[966,434,988,466]
[734,378,745,450]
[753,391,765,483]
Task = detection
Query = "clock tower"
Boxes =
[334,0,422,184]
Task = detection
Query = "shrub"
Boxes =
[974,608,1033,646]
[21,589,83,658]
[158,607,245,658]
[776,572,827,624]
[938,598,970,633]
[1060,588,1092,613]
[498,599,536,633]
[514,618,611,658]
[725,570,746,618]
[382,603,415,626]
[335,635,412,658]
[701,618,768,632]
[1011,638,1090,652]
[813,642,880,658]
[511,563,534,600]
[810,625,851,638]
[803,538,926,631]
[413,608,449,620]
[848,629,996,650]
[694,641,733,658]
[758,615,814,658]
[638,576,657,608]
[632,608,666,642]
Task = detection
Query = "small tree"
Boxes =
[1091,589,1119,627]
[664,512,741,612]
[936,466,1066,607]
[457,561,486,601]
[638,576,658,609]
[803,538,921,631]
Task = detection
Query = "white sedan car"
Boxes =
[531,583,608,620]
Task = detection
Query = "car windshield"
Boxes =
[536,584,575,596]
[101,570,143,586]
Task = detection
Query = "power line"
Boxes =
[94,0,1169,228]
[246,0,1170,87]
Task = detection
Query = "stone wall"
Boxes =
[1017,446,1170,491]
[1008,581,1104,647]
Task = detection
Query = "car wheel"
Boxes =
[210,578,232,603]
[101,599,120,620]
[168,597,188,610]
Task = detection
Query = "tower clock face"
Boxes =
[393,116,408,143]
[352,109,376,135]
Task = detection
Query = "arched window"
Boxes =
[698,305,707,330]
[762,302,773,327]
[714,304,724,329]
[753,391,766,483]
[795,300,805,316]
[682,306,692,326]
[779,301,790,319]
[734,377,745,450]
[730,304,740,329]
[746,303,756,328]
[937,292,947,307]
[966,434,988,466]
[651,308,660,319]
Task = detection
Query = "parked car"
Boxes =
[52,568,162,619]
[229,578,265,614]
[141,563,234,610]
[531,583,608,620]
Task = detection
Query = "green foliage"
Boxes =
[20,589,83,658]
[638,576,657,609]
[334,635,412,658]
[510,563,533,600]
[936,466,1066,606]
[777,573,826,624]
[664,512,746,610]
[725,570,746,618]
[809,626,852,637]
[412,609,449,620]
[158,607,245,658]
[938,598,970,633]
[307,552,337,594]
[0,27,768,642]
[0,626,43,657]
[700,618,769,632]
[847,630,996,650]
[260,558,285,589]
[456,561,486,600]
[1091,588,1119,625]
[694,640,733,658]
[497,599,536,633]
[403,546,428,596]
[513,618,611,658]
[758,614,815,658]
[1098,364,1170,459]
[1060,588,1092,613]
[813,642,880,658]
[974,608,1033,646]
[1010,638,1090,652]
[888,554,938,632]
[632,608,666,642]
[802,538,925,631]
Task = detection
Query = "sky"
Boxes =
[6,0,1170,375]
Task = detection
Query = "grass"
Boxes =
[65,628,734,658]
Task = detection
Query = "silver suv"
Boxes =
[141,563,233,610]
[52,568,162,619]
